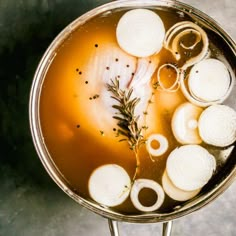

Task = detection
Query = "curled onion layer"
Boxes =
[130,179,165,212]
[156,63,180,92]
[146,134,169,157]
[164,21,209,69]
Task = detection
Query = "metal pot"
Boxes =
[29,1,236,235]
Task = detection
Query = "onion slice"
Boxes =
[162,170,201,201]
[166,145,216,191]
[188,59,231,102]
[130,179,165,212]
[180,73,213,107]
[88,164,131,207]
[164,21,209,69]
[198,105,236,147]
[116,9,165,57]
[146,134,169,157]
[171,102,203,144]
[156,63,180,92]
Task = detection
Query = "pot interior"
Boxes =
[29,0,236,223]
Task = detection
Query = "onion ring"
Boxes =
[146,134,169,156]
[156,63,180,92]
[130,179,165,212]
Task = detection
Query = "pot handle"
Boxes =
[162,221,173,236]
[108,219,173,236]
[108,219,120,236]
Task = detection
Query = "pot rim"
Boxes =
[29,0,236,223]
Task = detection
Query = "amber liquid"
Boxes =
[39,8,233,214]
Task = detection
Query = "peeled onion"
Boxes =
[162,170,201,201]
[188,59,231,102]
[171,102,203,144]
[116,9,165,57]
[166,145,216,191]
[198,105,236,147]
[88,164,131,207]
[130,178,165,212]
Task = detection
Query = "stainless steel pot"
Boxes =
[29,1,236,235]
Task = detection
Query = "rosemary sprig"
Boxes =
[107,78,144,151]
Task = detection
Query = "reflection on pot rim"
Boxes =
[29,0,236,223]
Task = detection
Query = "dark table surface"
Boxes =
[0,1,235,235]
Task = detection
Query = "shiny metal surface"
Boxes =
[162,221,173,236]
[108,219,120,236]
[29,0,236,226]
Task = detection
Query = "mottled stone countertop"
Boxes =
[0,0,235,235]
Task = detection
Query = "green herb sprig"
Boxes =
[107,78,144,151]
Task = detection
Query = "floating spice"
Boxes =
[89,94,100,100]
[93,94,100,99]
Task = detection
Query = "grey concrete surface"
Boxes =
[0,0,235,236]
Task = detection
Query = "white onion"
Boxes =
[146,134,169,157]
[188,59,231,102]
[171,102,203,144]
[179,73,214,107]
[198,105,236,147]
[130,179,165,212]
[166,145,216,191]
[88,164,131,207]
[162,170,201,201]
[116,9,165,57]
